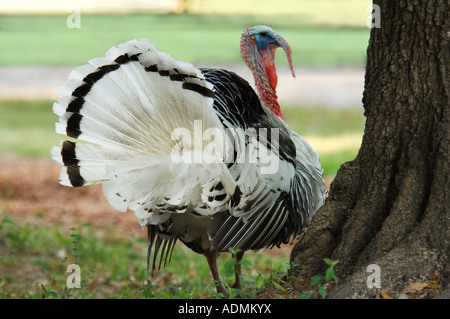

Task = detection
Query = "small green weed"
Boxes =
[218,248,257,298]
[299,258,339,299]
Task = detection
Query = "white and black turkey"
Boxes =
[52,25,326,295]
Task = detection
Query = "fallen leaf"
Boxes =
[402,278,442,299]
[402,282,428,294]
[403,281,441,293]
[380,290,391,299]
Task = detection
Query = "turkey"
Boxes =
[52,25,327,296]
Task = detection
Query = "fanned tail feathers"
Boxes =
[52,38,234,226]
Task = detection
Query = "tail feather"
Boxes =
[147,225,177,275]
[52,38,242,225]
[51,141,122,187]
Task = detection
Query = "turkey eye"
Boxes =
[260,32,268,38]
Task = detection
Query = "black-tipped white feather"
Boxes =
[53,38,326,274]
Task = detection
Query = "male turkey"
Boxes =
[52,25,326,296]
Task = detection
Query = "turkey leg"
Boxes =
[204,249,228,296]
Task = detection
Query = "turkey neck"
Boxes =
[240,35,283,120]
[252,63,283,120]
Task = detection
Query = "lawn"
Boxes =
[0,198,342,299]
[0,214,293,299]
[0,14,370,67]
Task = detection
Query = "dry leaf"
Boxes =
[402,282,428,294]
[401,275,442,299]
[380,290,392,299]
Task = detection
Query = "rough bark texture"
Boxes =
[290,0,449,298]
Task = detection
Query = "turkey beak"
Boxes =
[270,36,296,79]
[261,35,296,92]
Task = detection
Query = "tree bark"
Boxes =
[290,0,449,298]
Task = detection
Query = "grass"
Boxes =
[0,214,290,298]
[0,100,60,157]
[0,99,365,178]
[283,106,365,177]
[0,14,370,67]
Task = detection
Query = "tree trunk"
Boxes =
[290,0,449,298]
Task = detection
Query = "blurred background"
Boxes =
[0,0,371,298]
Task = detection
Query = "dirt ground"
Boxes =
[0,155,329,239]
[0,155,144,239]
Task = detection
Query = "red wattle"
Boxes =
[261,50,278,92]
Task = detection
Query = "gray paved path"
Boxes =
[0,65,365,109]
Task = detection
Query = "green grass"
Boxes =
[0,214,290,298]
[0,100,365,178]
[0,14,370,67]
[283,106,365,177]
[0,100,60,157]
